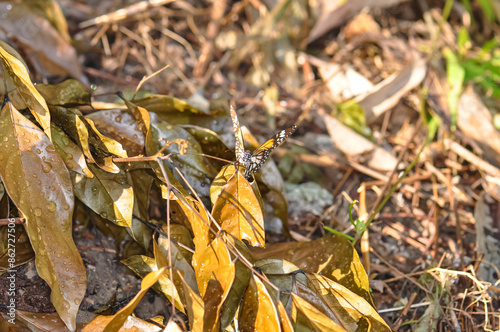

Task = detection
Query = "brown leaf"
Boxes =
[49,106,96,166]
[458,86,500,167]
[0,4,88,85]
[0,225,34,270]
[306,0,407,44]
[355,59,427,122]
[50,106,124,173]
[133,94,208,115]
[14,309,98,331]
[251,234,374,307]
[240,127,290,236]
[278,301,295,332]
[0,102,86,331]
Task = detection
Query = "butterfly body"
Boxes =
[230,106,297,181]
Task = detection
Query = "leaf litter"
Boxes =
[0,0,498,331]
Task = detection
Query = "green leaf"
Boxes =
[36,79,91,107]
[443,48,465,131]
[70,164,134,228]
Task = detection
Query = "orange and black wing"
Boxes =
[245,125,297,173]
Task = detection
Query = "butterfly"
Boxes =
[230,105,297,181]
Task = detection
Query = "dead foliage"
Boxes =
[0,0,499,331]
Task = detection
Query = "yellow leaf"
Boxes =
[212,168,265,247]
[291,293,347,332]
[0,41,51,138]
[194,236,235,332]
[239,275,280,332]
[101,267,167,332]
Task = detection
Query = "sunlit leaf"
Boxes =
[240,127,290,235]
[50,107,126,173]
[0,102,86,331]
[194,236,235,331]
[212,167,265,247]
[178,271,205,332]
[121,256,185,313]
[157,232,198,293]
[251,233,374,306]
[278,301,295,332]
[71,164,134,228]
[220,235,253,329]
[165,320,183,332]
[239,275,280,332]
[84,117,128,159]
[210,165,263,210]
[51,123,92,177]
[291,293,347,332]
[82,314,163,332]
[170,191,211,269]
[0,41,51,138]
[49,106,91,152]
[134,95,234,146]
[307,274,391,332]
[124,98,151,137]
[133,94,208,115]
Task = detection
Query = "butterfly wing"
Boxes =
[245,125,298,173]
[230,105,245,164]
